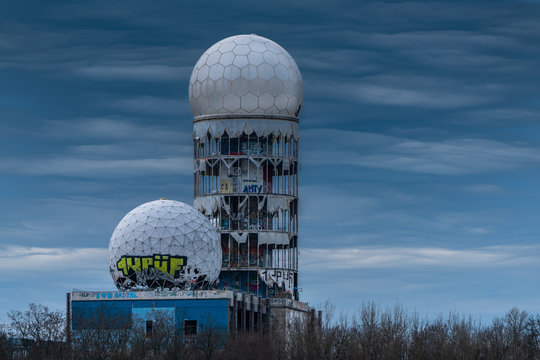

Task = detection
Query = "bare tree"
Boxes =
[191,314,227,360]
[9,301,540,359]
[130,309,186,360]
[7,303,67,360]
[71,308,133,360]
[0,324,16,360]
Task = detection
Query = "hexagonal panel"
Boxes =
[208,63,225,80]
[248,40,267,52]
[258,63,274,80]
[233,55,249,68]
[241,65,258,81]
[218,41,235,53]
[287,96,298,113]
[208,93,223,111]
[223,93,241,112]
[206,51,221,66]
[268,78,283,96]
[196,95,209,114]
[248,52,264,66]
[259,92,274,110]
[274,64,288,81]
[191,81,201,98]
[231,77,250,96]
[233,44,250,56]
[288,67,298,83]
[234,36,252,45]
[241,93,258,112]
[196,65,209,82]
[283,79,296,96]
[275,93,288,110]
[263,51,279,65]
[249,77,267,96]
[220,52,235,66]
[277,53,289,65]
[201,80,215,97]
[223,65,240,82]
[265,41,282,55]
[215,78,232,96]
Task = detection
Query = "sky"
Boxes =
[1,0,540,323]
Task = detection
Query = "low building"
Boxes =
[68,289,314,337]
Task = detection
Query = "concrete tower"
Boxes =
[190,34,303,300]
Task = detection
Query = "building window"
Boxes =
[146,320,153,337]
[184,320,197,336]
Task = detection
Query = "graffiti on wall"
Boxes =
[258,269,294,293]
[71,290,232,301]
[242,178,263,193]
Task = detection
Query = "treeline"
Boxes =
[2,302,540,359]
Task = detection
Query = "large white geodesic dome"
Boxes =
[189,34,303,118]
[108,199,221,290]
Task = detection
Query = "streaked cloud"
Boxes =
[301,245,539,270]
[466,184,502,193]
[0,156,192,177]
[105,96,188,116]
[0,246,107,272]
[303,129,540,175]
[350,83,491,109]
[73,65,191,82]
[41,117,189,141]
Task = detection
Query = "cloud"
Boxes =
[1,118,194,178]
[350,83,490,108]
[0,156,192,177]
[303,129,540,175]
[468,227,491,234]
[105,96,188,116]
[301,245,539,271]
[73,65,191,82]
[0,246,107,272]
[41,117,190,142]
[457,108,540,125]
[313,74,498,109]
[466,184,502,193]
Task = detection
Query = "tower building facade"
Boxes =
[190,34,303,300]
[67,35,315,339]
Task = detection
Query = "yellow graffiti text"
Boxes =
[117,254,187,277]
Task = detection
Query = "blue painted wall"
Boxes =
[72,300,132,330]
[72,298,229,332]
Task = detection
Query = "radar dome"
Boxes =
[189,34,303,118]
[108,199,221,290]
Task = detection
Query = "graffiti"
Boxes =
[135,268,177,285]
[116,254,187,278]
[220,179,233,193]
[243,184,263,193]
[242,179,263,193]
[258,269,294,292]
[95,292,138,299]
[72,290,231,301]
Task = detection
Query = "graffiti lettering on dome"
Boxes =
[116,254,187,278]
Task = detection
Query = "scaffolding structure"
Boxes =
[193,115,299,300]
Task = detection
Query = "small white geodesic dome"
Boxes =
[108,199,221,290]
[189,34,303,118]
